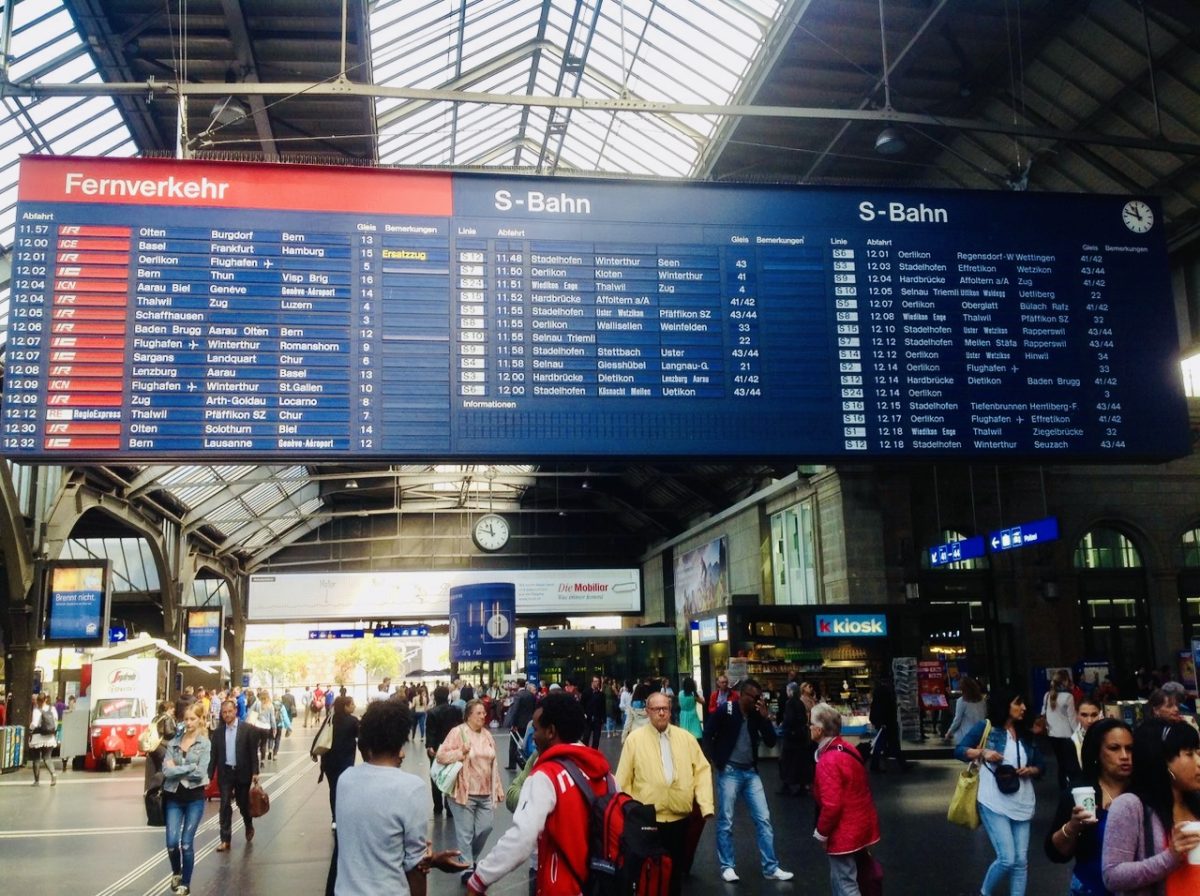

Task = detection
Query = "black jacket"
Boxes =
[780,694,809,743]
[703,697,777,771]
[208,719,260,784]
[583,687,606,724]
[320,712,359,777]
[509,689,537,731]
[425,702,463,752]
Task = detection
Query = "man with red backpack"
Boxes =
[467,692,608,896]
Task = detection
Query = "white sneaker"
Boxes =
[721,868,740,883]
[764,869,794,881]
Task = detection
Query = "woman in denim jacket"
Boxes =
[161,704,212,896]
[955,687,1046,896]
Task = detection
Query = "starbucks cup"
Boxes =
[1182,821,1200,864]
[1071,786,1096,819]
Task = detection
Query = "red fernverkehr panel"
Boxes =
[18,155,453,216]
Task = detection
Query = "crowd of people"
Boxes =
[24,663,1200,896]
[954,675,1200,896]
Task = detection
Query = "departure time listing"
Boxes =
[1,157,1185,461]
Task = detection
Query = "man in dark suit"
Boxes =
[504,682,537,769]
[424,685,462,815]
[208,698,260,851]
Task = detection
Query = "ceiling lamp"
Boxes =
[874,127,907,155]
[210,96,249,126]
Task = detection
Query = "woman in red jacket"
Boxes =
[811,702,882,895]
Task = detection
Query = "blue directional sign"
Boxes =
[374,625,429,638]
[525,629,540,686]
[107,625,127,643]
[928,535,987,567]
[308,628,365,640]
[988,516,1059,553]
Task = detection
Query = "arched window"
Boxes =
[1181,527,1200,566]
[923,529,988,570]
[1073,527,1142,569]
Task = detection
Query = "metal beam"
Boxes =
[6,75,1200,158]
[217,0,278,157]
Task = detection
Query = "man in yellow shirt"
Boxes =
[615,691,714,896]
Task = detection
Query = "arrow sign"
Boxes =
[988,517,1059,554]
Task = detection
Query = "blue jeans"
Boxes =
[715,766,780,874]
[978,804,1030,896]
[164,797,206,885]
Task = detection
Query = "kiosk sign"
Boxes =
[816,614,888,637]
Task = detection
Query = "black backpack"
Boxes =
[36,709,57,736]
[558,758,672,896]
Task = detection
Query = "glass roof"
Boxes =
[369,0,785,175]
[0,0,138,340]
[0,2,653,565]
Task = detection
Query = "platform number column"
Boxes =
[357,227,380,449]
[1082,248,1121,449]
[832,246,866,450]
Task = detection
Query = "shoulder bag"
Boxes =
[138,719,162,753]
[988,735,1022,795]
[947,720,991,829]
[430,727,469,796]
[310,716,333,760]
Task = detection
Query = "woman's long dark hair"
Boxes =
[1131,718,1200,831]
[986,686,1030,738]
[332,694,353,717]
[1078,717,1132,807]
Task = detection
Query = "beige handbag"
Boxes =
[947,720,991,829]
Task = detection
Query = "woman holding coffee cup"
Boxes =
[1101,719,1200,895]
[1044,718,1133,895]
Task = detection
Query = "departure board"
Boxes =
[3,155,1188,461]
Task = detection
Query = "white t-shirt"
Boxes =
[1043,690,1076,739]
[977,731,1036,821]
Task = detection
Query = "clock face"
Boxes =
[472,514,510,552]
[1121,200,1154,233]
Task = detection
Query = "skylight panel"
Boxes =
[372,1,786,176]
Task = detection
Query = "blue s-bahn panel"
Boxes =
[2,156,1187,461]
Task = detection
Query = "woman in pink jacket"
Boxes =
[435,698,505,880]
[811,702,882,896]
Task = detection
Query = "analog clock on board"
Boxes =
[472,513,510,552]
[1121,200,1154,233]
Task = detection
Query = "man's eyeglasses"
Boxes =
[648,706,672,713]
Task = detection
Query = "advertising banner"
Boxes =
[449,582,516,662]
[917,660,949,710]
[248,568,639,620]
[674,537,729,617]
[44,561,110,646]
[184,608,222,658]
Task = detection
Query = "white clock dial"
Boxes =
[1121,200,1154,233]
[472,513,510,552]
